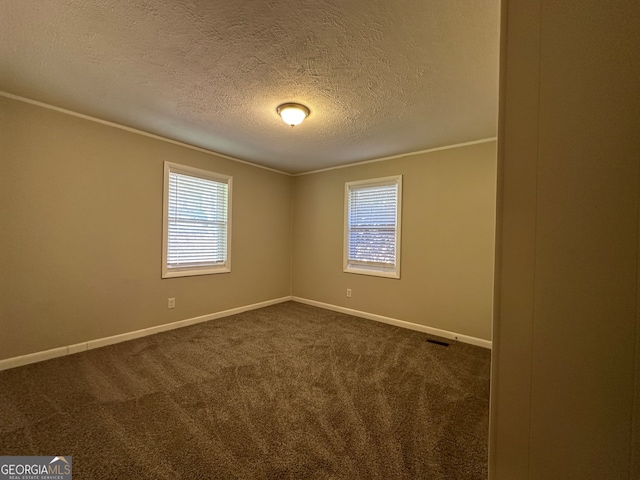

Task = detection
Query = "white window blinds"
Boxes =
[345,176,402,278]
[163,163,231,278]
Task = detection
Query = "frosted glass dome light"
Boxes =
[277,103,310,126]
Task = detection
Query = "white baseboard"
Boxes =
[0,296,293,371]
[292,297,492,349]
[0,295,490,371]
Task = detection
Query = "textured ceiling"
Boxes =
[0,0,500,174]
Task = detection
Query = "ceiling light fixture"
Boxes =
[277,103,310,127]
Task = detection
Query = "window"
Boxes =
[344,175,402,278]
[162,162,232,278]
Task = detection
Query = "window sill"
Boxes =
[162,265,231,278]
[343,264,400,279]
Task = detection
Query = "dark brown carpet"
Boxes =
[0,302,490,479]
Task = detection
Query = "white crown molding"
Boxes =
[294,137,498,176]
[2,91,496,177]
[0,91,291,176]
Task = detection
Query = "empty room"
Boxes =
[2,1,639,480]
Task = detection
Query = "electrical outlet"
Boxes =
[346,288,352,298]
[168,297,175,309]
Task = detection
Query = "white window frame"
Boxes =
[162,162,232,278]
[344,175,402,279]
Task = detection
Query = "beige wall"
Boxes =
[0,96,496,361]
[491,0,640,478]
[0,97,292,360]
[292,141,497,341]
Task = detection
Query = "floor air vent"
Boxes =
[426,339,450,347]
